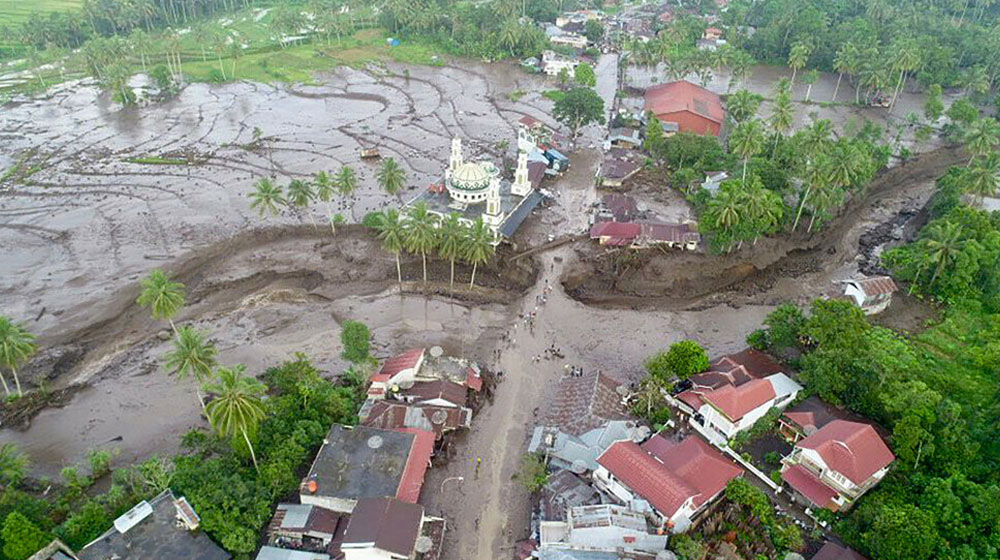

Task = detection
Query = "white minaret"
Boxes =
[512,150,531,197]
[449,137,463,174]
[483,176,503,228]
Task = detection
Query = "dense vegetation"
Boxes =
[750,203,1000,560]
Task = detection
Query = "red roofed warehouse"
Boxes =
[593,435,742,532]
[644,81,725,136]
[781,420,894,512]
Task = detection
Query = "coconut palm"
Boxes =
[830,143,863,189]
[375,209,406,285]
[0,317,36,398]
[404,202,439,284]
[286,179,316,228]
[802,69,820,102]
[0,443,29,487]
[336,165,359,220]
[787,42,811,87]
[888,38,920,112]
[807,181,843,232]
[769,92,794,152]
[204,365,267,472]
[801,119,834,157]
[136,269,185,333]
[794,155,833,232]
[923,222,967,288]
[313,170,336,233]
[437,212,465,291]
[964,118,1000,164]
[832,42,856,102]
[966,153,1000,201]
[377,158,407,199]
[730,120,765,182]
[164,325,218,410]
[727,89,761,123]
[463,218,496,289]
[249,177,285,217]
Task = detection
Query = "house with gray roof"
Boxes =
[78,490,229,560]
[529,371,643,472]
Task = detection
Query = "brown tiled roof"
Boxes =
[782,464,839,509]
[812,542,869,560]
[602,193,638,221]
[343,497,422,557]
[702,378,776,421]
[710,349,784,379]
[641,435,743,508]
[797,420,894,485]
[596,441,696,518]
[644,81,724,123]
[399,379,468,407]
[540,371,629,437]
[602,157,642,180]
[850,276,898,297]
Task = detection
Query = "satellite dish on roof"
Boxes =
[570,459,588,474]
[431,410,448,425]
[633,426,651,442]
[367,435,384,449]
[395,373,416,390]
[783,554,806,560]
[415,536,434,554]
[430,346,444,357]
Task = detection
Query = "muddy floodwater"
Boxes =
[0,53,960,559]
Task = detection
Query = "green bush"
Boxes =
[2,512,50,560]
[770,469,783,485]
[56,500,110,550]
[340,320,372,364]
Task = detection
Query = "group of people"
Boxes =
[565,364,586,377]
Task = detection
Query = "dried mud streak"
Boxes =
[568,144,965,309]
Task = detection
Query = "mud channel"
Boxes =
[0,53,963,559]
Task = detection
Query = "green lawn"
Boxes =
[0,0,81,24]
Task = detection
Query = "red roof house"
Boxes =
[394,428,436,503]
[373,348,425,384]
[781,420,894,511]
[594,435,742,530]
[644,81,724,136]
[812,542,869,560]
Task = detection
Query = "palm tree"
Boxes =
[313,170,336,233]
[802,69,820,102]
[136,269,185,333]
[336,165,359,220]
[793,155,833,232]
[203,365,267,472]
[286,179,316,228]
[807,181,843,232]
[249,177,285,217]
[0,443,29,488]
[787,42,811,88]
[377,158,407,199]
[832,42,856,102]
[830,143,863,189]
[375,209,406,285]
[0,317,36,398]
[730,120,765,182]
[888,38,920,113]
[404,202,439,284]
[707,188,742,245]
[164,325,218,411]
[801,119,834,157]
[964,118,1000,164]
[437,213,465,291]
[769,92,795,152]
[966,153,1000,201]
[917,222,966,290]
[463,218,496,289]
[727,89,761,123]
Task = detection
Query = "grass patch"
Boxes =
[0,0,81,25]
[542,89,565,102]
[508,89,527,101]
[124,156,189,165]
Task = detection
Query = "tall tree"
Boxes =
[793,154,833,232]
[136,269,185,334]
[164,325,218,411]
[437,212,465,291]
[249,177,285,217]
[286,179,316,228]
[727,89,762,123]
[463,217,495,288]
[965,153,1000,201]
[832,42,856,102]
[403,202,439,284]
[552,87,606,137]
[787,41,811,87]
[0,443,29,488]
[964,118,1000,164]
[375,209,406,285]
[312,170,337,234]
[0,317,35,398]
[730,119,765,181]
[203,365,267,472]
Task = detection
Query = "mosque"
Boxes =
[410,137,545,241]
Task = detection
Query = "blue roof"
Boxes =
[547,149,569,161]
[499,191,543,238]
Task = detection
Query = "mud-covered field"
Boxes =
[0,53,961,560]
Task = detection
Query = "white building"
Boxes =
[550,33,589,49]
[542,50,580,76]
[839,276,897,315]
[540,504,668,554]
